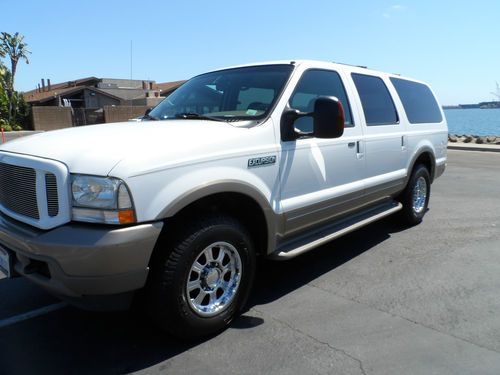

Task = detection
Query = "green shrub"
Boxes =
[1,123,12,131]
[0,119,23,131]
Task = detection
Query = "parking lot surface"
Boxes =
[1,149,500,375]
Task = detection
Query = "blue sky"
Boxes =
[1,0,499,105]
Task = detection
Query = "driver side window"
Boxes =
[290,69,353,133]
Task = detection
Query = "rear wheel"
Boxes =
[146,215,255,339]
[399,164,431,225]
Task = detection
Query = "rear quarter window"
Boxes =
[390,77,443,124]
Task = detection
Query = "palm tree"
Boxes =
[0,32,30,89]
[0,32,31,122]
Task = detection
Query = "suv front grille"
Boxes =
[0,154,70,230]
[45,173,59,217]
[0,163,40,219]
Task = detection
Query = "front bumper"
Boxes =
[0,212,163,307]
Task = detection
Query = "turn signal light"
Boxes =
[118,209,136,224]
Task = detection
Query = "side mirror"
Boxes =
[313,96,344,139]
[280,96,345,141]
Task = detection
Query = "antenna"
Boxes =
[490,81,500,101]
[130,40,133,81]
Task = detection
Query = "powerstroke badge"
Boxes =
[248,155,277,168]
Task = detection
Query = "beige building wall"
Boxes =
[32,107,73,131]
[104,106,150,123]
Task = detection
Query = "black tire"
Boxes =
[399,164,431,226]
[146,215,255,340]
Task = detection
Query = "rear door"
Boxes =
[350,73,407,202]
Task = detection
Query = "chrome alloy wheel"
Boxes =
[186,241,242,317]
[412,176,428,214]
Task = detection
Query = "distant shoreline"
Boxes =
[443,102,500,110]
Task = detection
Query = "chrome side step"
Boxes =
[270,200,402,260]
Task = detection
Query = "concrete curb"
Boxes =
[448,143,500,153]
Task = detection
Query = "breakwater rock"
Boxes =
[448,134,500,144]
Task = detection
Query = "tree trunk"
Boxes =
[7,59,17,124]
[10,59,17,89]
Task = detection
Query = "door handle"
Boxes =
[348,142,356,148]
[356,141,364,159]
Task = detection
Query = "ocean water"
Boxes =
[444,108,500,136]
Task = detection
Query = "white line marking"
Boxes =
[0,302,67,329]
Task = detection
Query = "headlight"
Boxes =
[71,175,136,224]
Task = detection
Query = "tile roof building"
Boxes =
[23,77,185,108]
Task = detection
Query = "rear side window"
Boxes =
[352,73,398,126]
[390,78,443,124]
[290,69,353,133]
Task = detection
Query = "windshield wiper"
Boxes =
[174,112,225,122]
[142,113,159,121]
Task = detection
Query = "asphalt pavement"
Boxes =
[1,149,500,374]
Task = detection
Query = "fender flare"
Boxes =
[156,179,282,254]
[405,146,436,186]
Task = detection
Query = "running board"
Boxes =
[270,201,402,260]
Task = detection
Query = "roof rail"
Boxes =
[332,61,368,69]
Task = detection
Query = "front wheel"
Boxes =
[399,164,431,226]
[146,215,255,339]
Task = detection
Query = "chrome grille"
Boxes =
[45,173,59,217]
[0,162,40,219]
[0,153,69,230]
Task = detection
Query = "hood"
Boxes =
[0,120,255,176]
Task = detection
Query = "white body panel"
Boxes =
[0,60,448,244]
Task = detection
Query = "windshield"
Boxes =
[148,64,294,122]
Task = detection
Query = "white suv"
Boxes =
[0,60,447,338]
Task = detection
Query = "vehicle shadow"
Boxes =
[249,216,407,307]
[0,217,407,375]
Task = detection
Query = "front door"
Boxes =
[279,69,365,236]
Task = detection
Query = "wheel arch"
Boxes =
[406,146,436,185]
[156,181,280,256]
